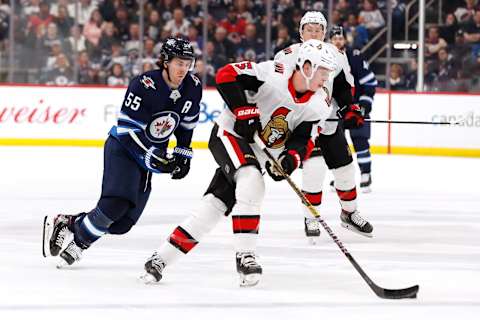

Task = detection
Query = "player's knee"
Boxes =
[98,197,131,221]
[302,156,327,190]
[183,194,226,237]
[235,165,265,206]
[332,162,356,190]
[108,216,135,235]
[352,138,369,153]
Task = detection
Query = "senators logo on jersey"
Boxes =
[261,107,292,149]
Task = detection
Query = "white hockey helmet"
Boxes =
[296,39,337,81]
[299,11,328,41]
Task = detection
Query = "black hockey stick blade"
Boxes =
[373,284,419,299]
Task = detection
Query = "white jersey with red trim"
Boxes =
[215,60,331,163]
[274,42,354,135]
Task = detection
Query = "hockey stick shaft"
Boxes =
[327,118,459,125]
[254,134,419,299]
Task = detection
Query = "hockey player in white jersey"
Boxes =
[140,39,337,287]
[274,11,373,242]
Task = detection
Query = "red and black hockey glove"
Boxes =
[233,104,261,143]
[171,146,193,180]
[338,104,365,129]
[265,150,301,182]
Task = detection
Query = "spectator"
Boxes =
[220,6,247,37]
[65,24,87,54]
[50,0,75,18]
[336,0,353,22]
[359,0,385,34]
[83,9,103,47]
[193,59,215,87]
[156,0,178,23]
[431,47,458,91]
[27,1,54,34]
[53,5,74,38]
[441,13,458,45]
[142,61,155,73]
[344,13,369,48]
[142,37,157,66]
[45,53,74,85]
[107,62,128,86]
[125,22,141,52]
[388,63,406,90]
[212,26,236,63]
[44,42,64,71]
[72,0,98,27]
[464,10,480,48]
[204,40,227,71]
[0,3,9,44]
[272,24,293,54]
[234,0,253,23]
[164,7,190,37]
[454,0,479,24]
[186,25,203,56]
[451,29,472,72]
[77,50,95,84]
[425,26,447,59]
[184,0,203,28]
[98,21,117,56]
[113,6,131,42]
[237,23,265,62]
[405,59,417,90]
[145,9,162,41]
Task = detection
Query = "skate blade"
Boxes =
[239,273,261,287]
[341,222,373,238]
[307,236,319,245]
[56,258,70,269]
[361,186,372,193]
[139,272,160,284]
[42,216,53,258]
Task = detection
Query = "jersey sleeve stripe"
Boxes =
[359,72,375,85]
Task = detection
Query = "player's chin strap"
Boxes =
[253,133,419,300]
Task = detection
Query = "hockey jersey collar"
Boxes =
[288,76,314,103]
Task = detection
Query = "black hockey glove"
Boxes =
[145,147,176,173]
[171,146,193,180]
[337,104,365,129]
[265,150,301,182]
[358,100,372,115]
[233,104,261,143]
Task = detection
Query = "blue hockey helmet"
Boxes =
[329,25,345,39]
[158,37,195,70]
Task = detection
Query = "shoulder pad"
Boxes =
[189,73,201,87]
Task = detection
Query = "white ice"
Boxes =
[1,146,479,320]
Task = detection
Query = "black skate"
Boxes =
[340,210,373,238]
[304,217,321,245]
[42,214,72,257]
[360,173,372,193]
[236,252,262,287]
[57,240,86,268]
[140,252,166,284]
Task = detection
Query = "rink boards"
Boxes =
[0,84,479,157]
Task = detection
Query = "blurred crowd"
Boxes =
[0,0,479,92]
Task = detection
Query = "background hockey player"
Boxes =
[42,37,202,268]
[330,25,377,192]
[140,40,337,287]
[274,11,373,242]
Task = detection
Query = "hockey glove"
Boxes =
[265,150,301,182]
[171,146,193,180]
[233,104,261,143]
[338,104,365,129]
[145,147,176,173]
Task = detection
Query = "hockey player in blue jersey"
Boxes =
[330,25,377,192]
[42,37,202,267]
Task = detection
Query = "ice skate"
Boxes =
[57,240,85,268]
[329,180,335,192]
[304,217,321,245]
[236,252,262,287]
[42,214,72,257]
[360,173,372,193]
[340,210,373,238]
[140,252,166,284]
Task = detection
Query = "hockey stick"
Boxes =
[327,118,462,125]
[254,134,419,299]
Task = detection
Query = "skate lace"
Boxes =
[150,254,166,272]
[305,218,320,230]
[241,253,259,267]
[55,227,68,247]
[350,211,367,228]
[65,241,83,260]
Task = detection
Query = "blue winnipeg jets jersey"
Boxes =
[109,69,202,171]
[346,48,377,111]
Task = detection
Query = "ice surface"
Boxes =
[1,147,479,319]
